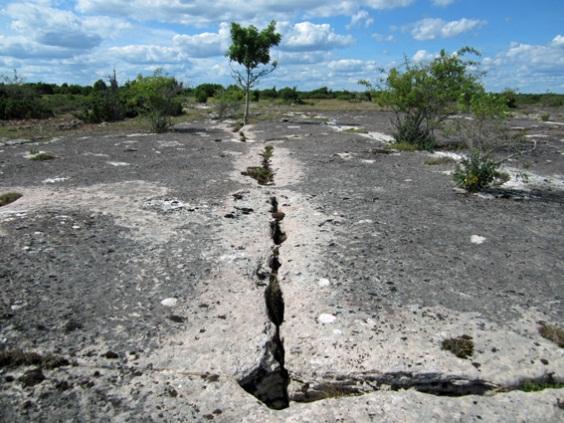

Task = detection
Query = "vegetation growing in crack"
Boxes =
[242,145,274,185]
[442,335,474,359]
[0,192,22,207]
[0,349,69,369]
[425,156,457,166]
[538,321,564,348]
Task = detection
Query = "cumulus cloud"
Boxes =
[410,17,485,40]
[172,23,230,58]
[6,2,104,50]
[347,10,374,29]
[282,22,354,52]
[76,0,414,25]
[106,45,183,64]
[483,38,564,92]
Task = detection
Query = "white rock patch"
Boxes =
[318,313,337,324]
[161,298,178,307]
[107,161,130,167]
[471,235,486,244]
[42,177,69,184]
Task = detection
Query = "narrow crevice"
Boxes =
[237,186,290,409]
[290,371,564,403]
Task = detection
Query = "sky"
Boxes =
[0,0,563,93]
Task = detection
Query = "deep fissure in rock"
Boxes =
[237,192,290,409]
[291,371,564,403]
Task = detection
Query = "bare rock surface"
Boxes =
[1,110,563,421]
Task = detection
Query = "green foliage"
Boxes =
[125,71,183,132]
[228,21,281,124]
[78,71,124,123]
[370,48,482,149]
[0,72,53,120]
[540,113,550,122]
[441,335,474,359]
[215,86,243,120]
[0,192,22,207]
[500,88,518,108]
[453,150,508,192]
[278,87,302,104]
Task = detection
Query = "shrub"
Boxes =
[78,71,124,123]
[540,113,550,122]
[441,335,474,359]
[453,150,508,192]
[215,88,242,120]
[125,71,183,132]
[278,87,302,104]
[0,72,53,120]
[361,47,482,150]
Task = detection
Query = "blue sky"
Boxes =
[0,0,563,92]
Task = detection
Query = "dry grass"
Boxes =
[538,322,564,348]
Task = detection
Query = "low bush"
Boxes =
[453,150,509,192]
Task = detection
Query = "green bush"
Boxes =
[125,71,183,132]
[364,47,482,150]
[453,150,508,192]
[0,84,53,120]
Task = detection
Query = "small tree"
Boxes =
[227,21,281,125]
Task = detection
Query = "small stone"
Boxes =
[318,278,330,287]
[318,313,337,324]
[161,298,178,307]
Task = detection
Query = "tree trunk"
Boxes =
[243,68,251,125]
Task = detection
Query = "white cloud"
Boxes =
[431,0,456,6]
[483,38,564,92]
[411,18,485,40]
[347,10,374,28]
[6,2,103,50]
[76,0,414,25]
[106,45,183,64]
[172,23,230,58]
[282,22,354,52]
[412,49,436,63]
[551,34,564,48]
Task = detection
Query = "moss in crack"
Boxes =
[0,192,22,207]
[442,335,474,359]
[538,321,564,348]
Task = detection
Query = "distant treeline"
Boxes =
[1,77,563,121]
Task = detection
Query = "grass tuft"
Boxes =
[425,156,457,166]
[441,335,474,359]
[390,142,419,152]
[538,321,564,348]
